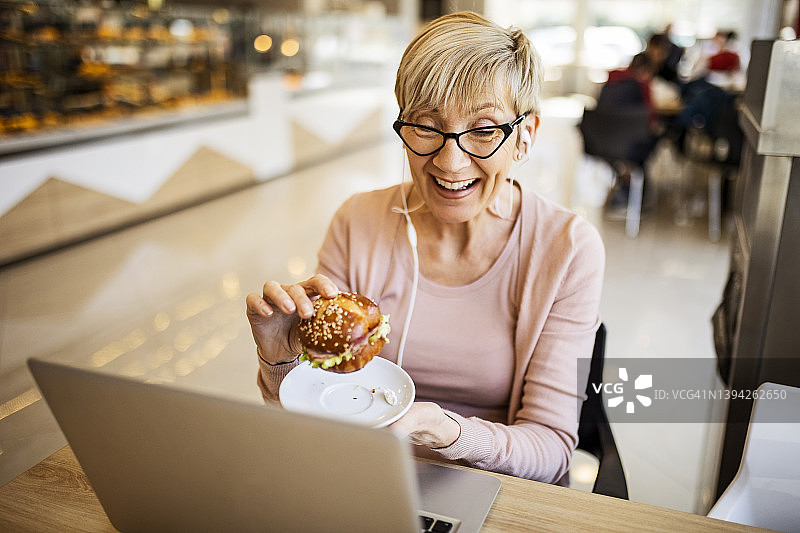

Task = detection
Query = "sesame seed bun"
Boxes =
[297,292,389,373]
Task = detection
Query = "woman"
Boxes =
[246,11,605,485]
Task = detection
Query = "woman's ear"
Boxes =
[516,115,540,161]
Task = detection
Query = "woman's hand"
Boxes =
[245,274,339,364]
[389,402,461,449]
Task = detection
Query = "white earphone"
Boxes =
[522,129,532,152]
[517,128,532,162]
[390,156,420,369]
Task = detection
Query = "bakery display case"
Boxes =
[0,0,406,155]
[0,0,408,266]
[0,0,250,151]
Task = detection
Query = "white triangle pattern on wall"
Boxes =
[0,76,301,219]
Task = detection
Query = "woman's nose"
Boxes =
[432,138,471,172]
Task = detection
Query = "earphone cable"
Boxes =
[391,153,420,369]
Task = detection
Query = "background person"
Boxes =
[645,31,683,86]
[670,30,743,150]
[683,30,743,90]
[595,52,659,216]
[245,11,605,485]
[597,52,657,125]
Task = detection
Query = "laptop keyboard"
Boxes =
[419,512,458,532]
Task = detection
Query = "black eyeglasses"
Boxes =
[393,114,526,159]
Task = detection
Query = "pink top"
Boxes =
[258,183,605,484]
[390,205,520,423]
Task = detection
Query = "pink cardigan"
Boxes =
[258,184,604,483]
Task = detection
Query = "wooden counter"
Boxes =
[0,446,770,533]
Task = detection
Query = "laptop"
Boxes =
[28,358,500,533]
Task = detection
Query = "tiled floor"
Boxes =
[0,101,731,515]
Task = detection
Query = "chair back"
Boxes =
[578,107,652,164]
[708,382,800,531]
[596,79,648,109]
[577,323,629,499]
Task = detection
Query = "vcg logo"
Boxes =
[591,367,653,414]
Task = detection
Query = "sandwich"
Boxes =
[298,292,390,373]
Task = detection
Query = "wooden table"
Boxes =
[0,446,770,532]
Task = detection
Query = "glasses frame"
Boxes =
[393,114,527,159]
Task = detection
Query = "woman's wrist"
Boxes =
[257,346,299,366]
[432,411,461,449]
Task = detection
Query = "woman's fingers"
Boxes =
[262,280,296,314]
[285,284,313,318]
[258,274,340,320]
[245,292,273,318]
[247,275,340,364]
[299,274,339,299]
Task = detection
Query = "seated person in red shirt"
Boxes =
[596,53,659,214]
[597,52,658,128]
[708,31,741,72]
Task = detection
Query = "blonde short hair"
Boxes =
[395,12,543,123]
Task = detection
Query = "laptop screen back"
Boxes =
[28,358,421,533]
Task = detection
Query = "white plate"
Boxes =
[279,357,415,428]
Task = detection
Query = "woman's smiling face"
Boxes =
[405,99,521,225]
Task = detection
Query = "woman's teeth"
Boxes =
[434,177,478,191]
